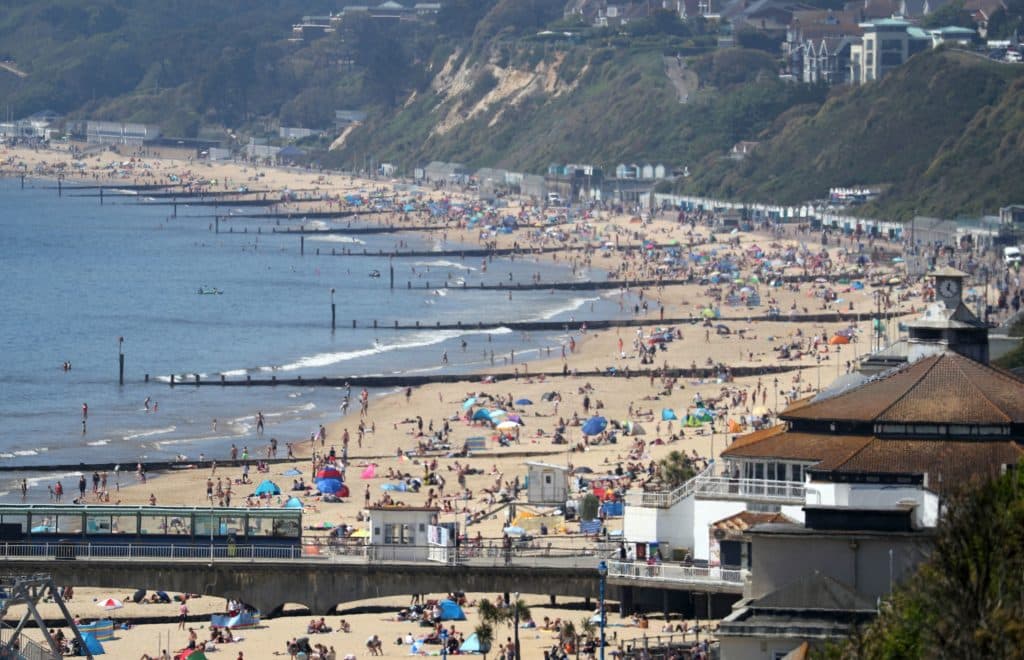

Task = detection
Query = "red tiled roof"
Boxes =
[722,428,874,463]
[814,438,1024,487]
[781,353,1024,425]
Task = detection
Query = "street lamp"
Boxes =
[772,377,779,418]
[597,560,608,660]
[513,592,520,660]
[440,628,448,660]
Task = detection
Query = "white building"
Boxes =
[368,506,440,561]
[526,462,570,506]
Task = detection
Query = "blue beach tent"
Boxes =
[438,599,466,621]
[284,497,303,509]
[254,480,280,496]
[460,633,485,653]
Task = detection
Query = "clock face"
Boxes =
[939,279,960,298]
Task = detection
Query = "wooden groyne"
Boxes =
[0,457,299,474]
[151,364,802,390]
[271,224,450,235]
[302,311,872,333]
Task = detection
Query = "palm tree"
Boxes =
[474,622,494,660]
[560,620,577,657]
[658,450,696,488]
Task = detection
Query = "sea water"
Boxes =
[0,178,628,484]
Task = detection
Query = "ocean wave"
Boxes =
[413,260,475,271]
[274,327,512,372]
[26,472,82,487]
[527,296,601,322]
[86,439,111,447]
[123,426,177,441]
[308,235,366,245]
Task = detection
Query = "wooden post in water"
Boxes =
[300,236,305,256]
[57,178,62,197]
[99,187,104,205]
[389,264,394,290]
[215,216,219,234]
[118,336,125,386]
[331,288,336,331]
[20,174,24,189]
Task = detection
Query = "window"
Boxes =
[86,514,112,534]
[384,523,413,545]
[1,514,27,533]
[881,39,902,50]
[112,514,137,535]
[140,515,168,535]
[865,38,874,51]
[792,464,803,483]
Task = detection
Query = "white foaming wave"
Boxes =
[306,220,330,230]
[26,472,82,487]
[308,235,366,245]
[274,327,513,372]
[13,449,42,457]
[527,296,601,322]
[123,426,176,441]
[221,369,247,377]
[413,260,475,271]
[86,439,111,447]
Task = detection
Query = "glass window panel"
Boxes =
[140,515,168,535]
[112,514,137,534]
[168,515,191,536]
[86,515,113,534]
[218,516,243,536]
[2,514,28,533]
[57,514,83,534]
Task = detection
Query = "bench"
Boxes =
[465,438,488,453]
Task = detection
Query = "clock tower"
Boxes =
[906,267,989,364]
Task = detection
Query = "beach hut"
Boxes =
[254,480,280,496]
[526,462,569,506]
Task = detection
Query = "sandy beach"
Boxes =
[0,143,922,659]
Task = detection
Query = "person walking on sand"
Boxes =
[178,599,189,630]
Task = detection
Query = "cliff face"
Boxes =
[682,50,1024,219]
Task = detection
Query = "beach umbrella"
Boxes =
[496,420,520,430]
[581,416,608,436]
[316,478,342,495]
[316,467,342,480]
[283,497,303,509]
[360,464,376,479]
[829,335,850,345]
[462,397,477,410]
[96,598,122,610]
[471,408,492,422]
[629,422,647,435]
[254,480,280,496]
[661,408,677,421]
[489,409,507,418]
[507,414,523,424]
[515,398,533,405]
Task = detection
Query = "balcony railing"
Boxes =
[625,463,804,509]
[606,560,745,586]
[693,476,805,504]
